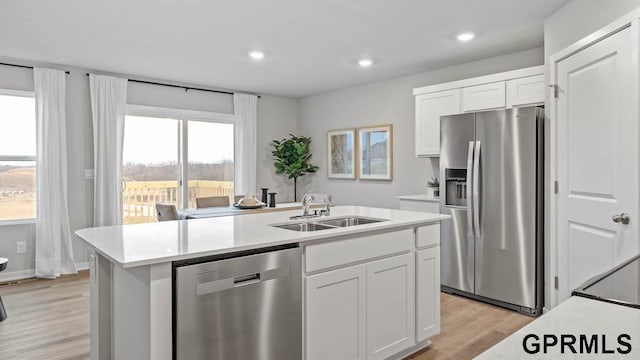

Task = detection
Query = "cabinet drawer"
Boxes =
[416,224,439,249]
[305,229,413,273]
[506,74,545,107]
[462,81,506,112]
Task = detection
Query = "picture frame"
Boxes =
[327,128,357,179]
[358,124,393,180]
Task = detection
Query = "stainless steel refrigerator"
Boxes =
[439,106,543,316]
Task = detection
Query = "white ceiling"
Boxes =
[0,0,568,97]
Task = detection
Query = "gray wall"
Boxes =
[0,62,298,280]
[544,0,640,57]
[299,47,544,208]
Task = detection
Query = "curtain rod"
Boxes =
[85,73,260,98]
[0,62,70,74]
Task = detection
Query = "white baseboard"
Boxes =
[0,261,90,283]
[0,269,35,283]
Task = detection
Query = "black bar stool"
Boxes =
[0,257,7,321]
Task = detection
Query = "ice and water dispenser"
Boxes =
[444,168,467,207]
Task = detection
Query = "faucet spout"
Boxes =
[291,191,332,220]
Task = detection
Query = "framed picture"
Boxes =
[358,124,393,180]
[327,129,356,179]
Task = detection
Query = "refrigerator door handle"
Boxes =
[473,141,481,237]
[466,141,475,237]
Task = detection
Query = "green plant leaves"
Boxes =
[270,134,319,181]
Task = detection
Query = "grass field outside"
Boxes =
[0,166,36,221]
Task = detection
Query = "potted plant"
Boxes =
[271,134,319,201]
[427,177,440,198]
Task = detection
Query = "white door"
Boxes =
[366,253,414,360]
[415,89,461,157]
[556,26,638,303]
[416,247,440,342]
[306,264,366,360]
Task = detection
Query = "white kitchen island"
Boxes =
[76,206,449,360]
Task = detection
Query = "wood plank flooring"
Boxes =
[0,272,90,360]
[0,272,532,360]
[408,293,534,359]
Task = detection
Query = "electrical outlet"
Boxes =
[16,241,26,254]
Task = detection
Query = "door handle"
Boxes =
[612,213,630,225]
[472,141,481,236]
[466,141,475,237]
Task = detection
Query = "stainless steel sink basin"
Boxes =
[316,216,386,227]
[271,216,387,232]
[271,222,336,232]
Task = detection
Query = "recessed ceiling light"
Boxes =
[457,32,475,42]
[358,59,373,67]
[248,51,265,60]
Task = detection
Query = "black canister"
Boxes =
[268,192,277,208]
[261,188,269,204]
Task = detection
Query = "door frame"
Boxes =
[548,10,640,309]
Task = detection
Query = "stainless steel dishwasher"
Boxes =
[173,244,302,360]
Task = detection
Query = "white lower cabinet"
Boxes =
[306,264,367,360]
[416,247,440,342]
[305,228,441,360]
[366,253,414,360]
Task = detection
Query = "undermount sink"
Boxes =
[271,216,387,232]
[272,222,336,232]
[316,216,385,227]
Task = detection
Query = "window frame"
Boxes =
[124,105,235,210]
[0,88,37,225]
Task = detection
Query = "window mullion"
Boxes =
[180,120,189,209]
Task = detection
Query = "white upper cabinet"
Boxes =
[415,89,461,157]
[506,74,545,107]
[413,66,544,157]
[462,81,506,112]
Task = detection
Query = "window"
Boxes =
[0,91,36,222]
[122,107,234,224]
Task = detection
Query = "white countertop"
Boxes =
[477,297,640,359]
[396,194,440,203]
[76,206,449,268]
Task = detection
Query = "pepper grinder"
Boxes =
[268,192,277,208]
[260,188,269,205]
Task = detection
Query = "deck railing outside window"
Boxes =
[122,180,234,224]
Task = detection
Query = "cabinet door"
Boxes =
[462,81,506,112]
[415,89,461,157]
[506,74,545,108]
[416,247,440,342]
[366,253,414,360]
[306,264,366,360]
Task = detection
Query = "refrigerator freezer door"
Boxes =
[473,107,541,309]
[439,113,475,293]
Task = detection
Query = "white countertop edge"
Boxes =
[396,194,440,203]
[476,296,640,359]
[77,207,450,268]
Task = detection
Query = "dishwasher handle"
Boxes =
[233,273,260,285]
[195,266,289,296]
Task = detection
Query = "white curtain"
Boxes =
[89,74,128,226]
[233,93,258,196]
[34,68,77,278]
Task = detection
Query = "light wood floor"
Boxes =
[0,272,532,360]
[0,272,90,360]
